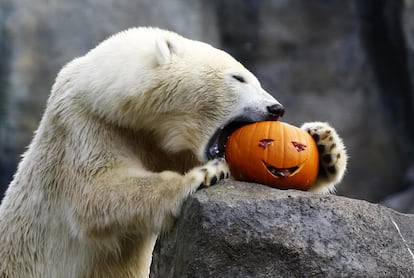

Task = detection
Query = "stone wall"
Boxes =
[0,0,413,211]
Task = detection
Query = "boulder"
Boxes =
[152,180,414,277]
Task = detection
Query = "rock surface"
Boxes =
[151,180,414,277]
[1,0,414,208]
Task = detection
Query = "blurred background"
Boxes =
[0,0,413,213]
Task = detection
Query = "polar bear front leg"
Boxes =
[68,159,229,277]
[145,157,230,233]
[301,122,348,194]
[70,159,229,241]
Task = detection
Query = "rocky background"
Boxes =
[0,0,414,213]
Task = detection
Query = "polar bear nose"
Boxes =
[267,104,285,119]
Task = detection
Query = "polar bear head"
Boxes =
[52,27,284,164]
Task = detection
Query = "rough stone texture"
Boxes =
[152,180,414,277]
[1,0,414,209]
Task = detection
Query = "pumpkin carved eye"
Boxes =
[292,141,307,152]
[258,139,274,149]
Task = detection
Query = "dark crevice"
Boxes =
[355,0,414,198]
[355,0,414,153]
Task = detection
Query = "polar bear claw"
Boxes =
[301,121,348,194]
[186,158,230,189]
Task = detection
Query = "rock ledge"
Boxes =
[152,180,414,277]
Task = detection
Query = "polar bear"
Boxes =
[0,27,347,277]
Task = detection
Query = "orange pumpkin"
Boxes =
[225,121,319,190]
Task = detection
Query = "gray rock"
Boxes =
[1,0,414,205]
[152,180,414,277]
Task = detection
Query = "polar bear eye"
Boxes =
[232,74,246,83]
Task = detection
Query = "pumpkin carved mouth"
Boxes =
[263,161,302,178]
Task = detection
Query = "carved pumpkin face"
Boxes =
[225,121,319,190]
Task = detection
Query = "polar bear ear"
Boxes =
[155,37,180,65]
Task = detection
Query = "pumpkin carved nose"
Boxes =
[267,104,285,119]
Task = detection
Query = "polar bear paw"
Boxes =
[301,122,348,194]
[184,158,229,191]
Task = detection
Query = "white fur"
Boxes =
[0,27,281,277]
[301,122,348,194]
